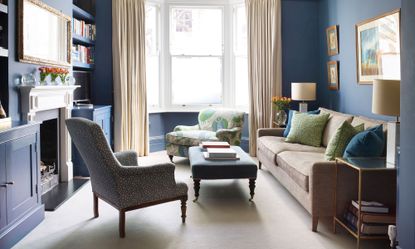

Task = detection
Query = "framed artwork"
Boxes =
[327,61,339,90]
[326,25,339,56]
[356,9,401,84]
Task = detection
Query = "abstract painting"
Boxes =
[356,9,400,84]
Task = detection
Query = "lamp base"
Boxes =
[387,122,400,166]
[299,102,308,113]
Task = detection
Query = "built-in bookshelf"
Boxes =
[72,0,95,103]
[0,0,8,114]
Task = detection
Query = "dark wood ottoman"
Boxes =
[188,146,258,202]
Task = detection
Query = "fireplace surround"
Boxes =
[20,85,79,183]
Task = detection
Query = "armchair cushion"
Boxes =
[114,150,138,166]
[166,130,218,146]
[216,127,242,145]
[174,124,200,132]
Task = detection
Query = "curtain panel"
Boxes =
[112,0,149,156]
[246,0,282,156]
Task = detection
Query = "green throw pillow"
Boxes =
[285,112,330,147]
[324,122,365,161]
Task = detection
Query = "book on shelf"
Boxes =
[72,45,94,65]
[207,148,237,158]
[202,152,240,161]
[343,211,390,235]
[351,200,389,214]
[348,203,395,224]
[72,17,96,41]
[200,141,230,149]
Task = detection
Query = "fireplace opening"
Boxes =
[40,118,60,195]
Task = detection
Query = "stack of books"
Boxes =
[343,200,395,236]
[200,142,239,160]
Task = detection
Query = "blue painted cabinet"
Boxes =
[0,122,44,249]
[72,105,112,177]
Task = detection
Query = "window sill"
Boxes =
[149,107,249,114]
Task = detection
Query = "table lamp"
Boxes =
[372,79,400,165]
[291,82,316,113]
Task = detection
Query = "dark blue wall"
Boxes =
[7,0,73,121]
[398,0,415,248]
[282,0,319,111]
[149,112,249,153]
[93,0,113,105]
[317,0,401,119]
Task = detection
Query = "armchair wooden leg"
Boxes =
[168,155,174,163]
[181,196,187,223]
[93,193,99,218]
[312,215,319,232]
[119,210,126,238]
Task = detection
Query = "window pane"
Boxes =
[234,6,247,55]
[172,57,222,105]
[235,56,249,106]
[145,5,158,55]
[145,4,159,107]
[170,7,223,55]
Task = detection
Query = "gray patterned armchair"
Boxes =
[165,108,245,161]
[66,118,188,238]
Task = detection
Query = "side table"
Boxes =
[333,157,396,249]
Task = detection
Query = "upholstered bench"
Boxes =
[188,146,258,202]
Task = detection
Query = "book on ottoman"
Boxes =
[203,148,240,160]
[201,141,230,148]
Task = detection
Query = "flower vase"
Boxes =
[275,109,287,127]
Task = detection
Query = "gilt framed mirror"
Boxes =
[18,0,72,67]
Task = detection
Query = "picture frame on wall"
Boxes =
[326,25,339,56]
[327,61,339,90]
[356,9,401,84]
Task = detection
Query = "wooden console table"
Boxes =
[333,157,396,249]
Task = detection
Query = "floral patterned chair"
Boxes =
[165,108,245,161]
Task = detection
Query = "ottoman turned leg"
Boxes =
[193,179,201,202]
[249,178,256,202]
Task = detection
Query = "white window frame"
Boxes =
[147,0,248,113]
[145,1,162,110]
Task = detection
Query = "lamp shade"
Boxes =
[372,79,400,116]
[291,82,316,101]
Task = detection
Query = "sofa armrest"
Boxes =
[173,124,200,132]
[309,162,336,217]
[257,128,285,138]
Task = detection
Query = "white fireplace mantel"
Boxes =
[20,85,80,182]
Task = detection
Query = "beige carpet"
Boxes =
[14,151,388,249]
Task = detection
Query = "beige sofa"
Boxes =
[256,108,386,231]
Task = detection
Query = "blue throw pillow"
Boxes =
[343,125,385,158]
[283,109,321,137]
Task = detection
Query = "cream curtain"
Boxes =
[246,0,282,156]
[112,0,149,156]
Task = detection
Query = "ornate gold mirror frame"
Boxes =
[18,0,72,67]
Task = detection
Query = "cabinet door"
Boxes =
[94,113,111,145]
[0,143,6,229]
[6,134,38,225]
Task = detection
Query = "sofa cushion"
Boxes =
[277,151,325,192]
[283,109,321,137]
[166,130,218,146]
[343,125,385,158]
[319,108,354,147]
[325,122,364,161]
[286,112,330,147]
[351,116,387,131]
[257,136,326,164]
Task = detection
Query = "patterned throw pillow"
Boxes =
[283,109,321,137]
[325,121,364,161]
[343,125,385,158]
[285,112,330,147]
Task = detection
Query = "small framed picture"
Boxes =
[326,25,339,56]
[327,61,339,90]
